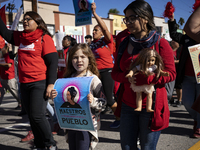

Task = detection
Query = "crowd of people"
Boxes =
[0,0,200,150]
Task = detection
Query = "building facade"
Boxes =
[7,0,172,44]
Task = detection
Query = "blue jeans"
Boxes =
[182,76,200,128]
[120,102,161,150]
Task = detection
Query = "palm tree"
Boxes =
[6,0,17,24]
[108,8,120,14]
[178,17,185,29]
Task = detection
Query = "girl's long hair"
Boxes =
[130,48,164,79]
[24,11,52,37]
[63,43,100,78]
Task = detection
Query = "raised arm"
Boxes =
[91,2,111,41]
[184,6,200,43]
[0,17,15,45]
[168,13,184,44]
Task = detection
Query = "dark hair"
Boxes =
[68,87,77,99]
[71,37,77,46]
[85,35,92,39]
[81,0,86,6]
[63,43,100,78]
[63,35,72,43]
[24,11,52,37]
[123,0,156,32]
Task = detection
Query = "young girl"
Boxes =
[51,43,107,150]
[126,48,169,112]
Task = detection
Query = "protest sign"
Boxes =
[73,0,94,26]
[55,31,66,67]
[188,44,200,83]
[54,76,95,131]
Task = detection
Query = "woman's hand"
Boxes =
[126,71,139,84]
[127,75,136,84]
[46,84,54,98]
[87,92,94,103]
[50,89,58,100]
[125,70,134,78]
[91,2,96,15]
[169,13,174,21]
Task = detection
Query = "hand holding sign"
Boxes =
[87,92,94,103]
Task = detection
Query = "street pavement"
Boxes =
[0,93,200,150]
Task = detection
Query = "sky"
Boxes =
[0,0,196,29]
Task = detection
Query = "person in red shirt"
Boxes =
[0,11,58,149]
[111,1,176,149]
[0,44,21,108]
[57,36,77,78]
[90,2,117,115]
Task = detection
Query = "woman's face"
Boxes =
[81,3,86,9]
[62,38,71,48]
[67,91,75,105]
[125,9,148,38]
[93,26,103,40]
[23,15,38,32]
[72,49,89,75]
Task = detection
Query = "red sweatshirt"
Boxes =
[112,38,176,131]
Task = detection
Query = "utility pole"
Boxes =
[32,0,38,12]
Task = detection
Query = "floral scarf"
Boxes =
[89,37,104,51]
[129,30,160,55]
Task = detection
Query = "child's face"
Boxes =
[72,49,89,75]
[147,56,156,67]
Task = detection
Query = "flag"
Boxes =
[0,5,6,49]
[11,5,23,30]
[0,5,6,25]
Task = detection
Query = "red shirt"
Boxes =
[92,35,114,70]
[0,53,15,80]
[14,32,57,83]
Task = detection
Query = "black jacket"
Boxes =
[168,19,197,86]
